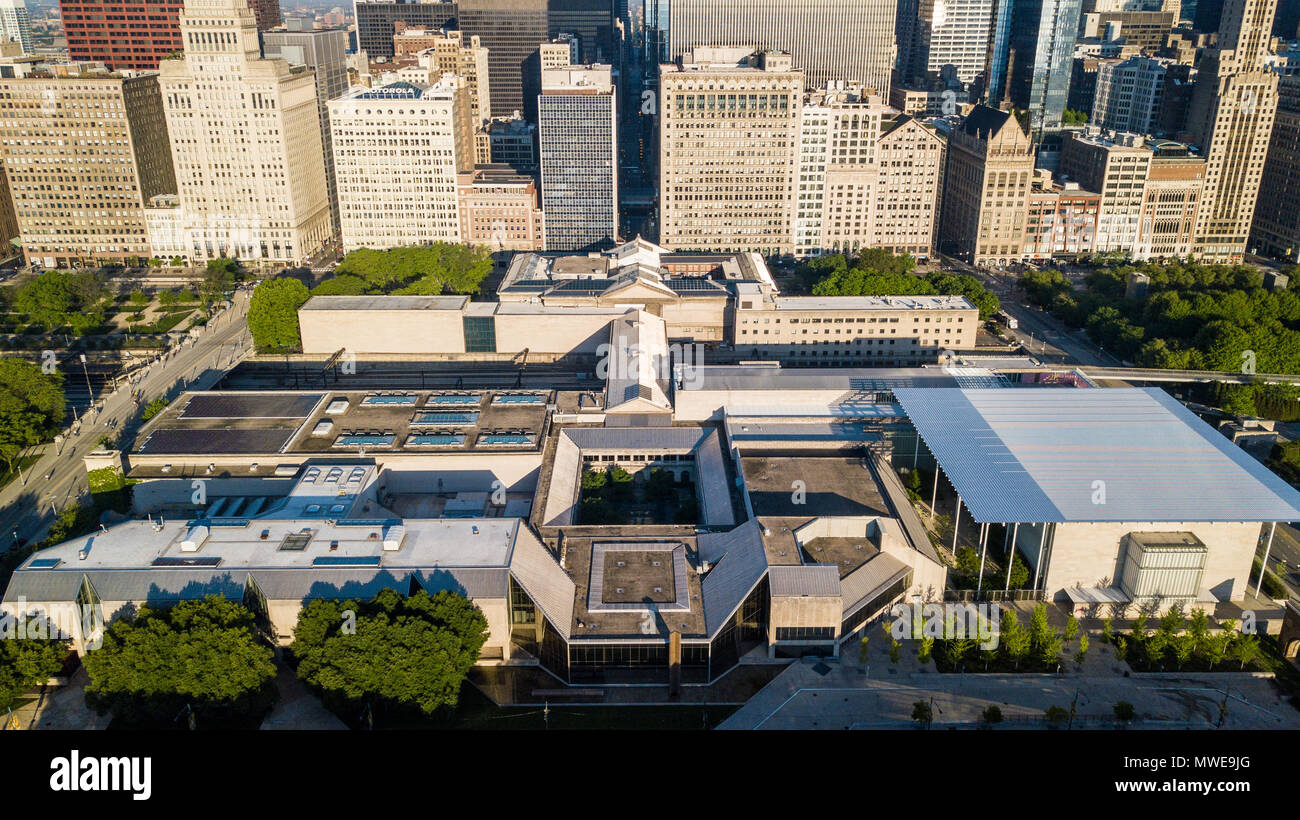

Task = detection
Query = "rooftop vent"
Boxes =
[180,524,210,553]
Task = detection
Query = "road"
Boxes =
[0,290,253,551]
[1262,523,1300,602]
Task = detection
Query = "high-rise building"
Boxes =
[248,0,281,30]
[262,21,350,236]
[0,64,175,268]
[330,78,474,251]
[874,115,946,257]
[158,0,333,265]
[896,0,999,88]
[1251,74,1300,261]
[1059,128,1151,254]
[1023,170,1102,259]
[1078,0,1179,52]
[0,0,32,53]
[1186,0,1278,262]
[659,47,802,256]
[538,64,617,251]
[59,0,184,70]
[392,28,491,126]
[354,0,458,58]
[458,0,549,118]
[484,114,537,173]
[1091,56,1171,136]
[667,0,896,94]
[456,163,545,251]
[1139,139,1204,259]
[990,0,1084,138]
[938,105,1035,265]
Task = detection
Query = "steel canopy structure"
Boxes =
[893,387,1300,524]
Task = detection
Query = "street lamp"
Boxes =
[79,353,93,406]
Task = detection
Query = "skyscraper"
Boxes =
[330,78,474,251]
[392,28,492,126]
[458,0,549,117]
[159,0,333,266]
[59,0,184,70]
[1250,73,1300,262]
[1186,0,1278,262]
[897,0,999,88]
[0,64,175,268]
[989,0,1084,138]
[353,0,458,58]
[938,105,1034,265]
[659,47,802,255]
[538,64,617,251]
[262,21,350,236]
[667,0,896,94]
[0,0,32,53]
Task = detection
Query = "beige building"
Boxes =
[159,0,333,267]
[1185,0,1279,262]
[1251,73,1300,262]
[1140,140,1204,260]
[392,29,491,127]
[456,164,545,251]
[0,63,175,269]
[873,116,945,258]
[329,77,474,252]
[659,47,802,256]
[938,105,1034,266]
[1059,128,1151,255]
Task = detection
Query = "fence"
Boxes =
[944,588,1046,603]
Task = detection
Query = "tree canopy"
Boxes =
[0,357,65,473]
[316,244,494,298]
[11,271,109,333]
[81,596,278,725]
[247,277,310,353]
[292,588,489,719]
[1018,260,1300,417]
[797,250,1002,318]
[0,614,69,710]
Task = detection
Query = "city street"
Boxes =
[0,289,252,551]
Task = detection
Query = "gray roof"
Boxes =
[508,526,575,639]
[895,387,1300,524]
[700,520,769,636]
[768,564,840,597]
[4,570,247,604]
[562,425,709,451]
[680,366,962,392]
[840,554,910,618]
[696,428,735,526]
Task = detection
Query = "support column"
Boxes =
[930,466,940,521]
[1033,524,1047,593]
[951,494,962,554]
[975,522,989,596]
[1256,521,1277,599]
[1005,522,1019,593]
[912,430,920,469]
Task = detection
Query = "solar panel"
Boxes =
[360,394,417,406]
[333,434,396,447]
[152,556,223,567]
[181,393,323,419]
[407,434,466,447]
[427,394,483,405]
[311,555,382,567]
[139,428,297,455]
[412,411,479,426]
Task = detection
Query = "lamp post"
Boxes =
[79,353,93,405]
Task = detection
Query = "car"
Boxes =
[44,469,55,481]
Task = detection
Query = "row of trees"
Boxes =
[0,615,69,711]
[77,590,489,726]
[1018,261,1300,416]
[1104,606,1263,672]
[0,358,65,477]
[794,249,1002,319]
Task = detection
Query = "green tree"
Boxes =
[1028,604,1051,649]
[332,244,493,296]
[1101,617,1113,644]
[0,358,65,474]
[1203,630,1231,669]
[918,636,934,664]
[0,615,69,710]
[293,589,488,718]
[981,704,1003,726]
[889,638,901,664]
[1171,633,1195,670]
[1000,607,1031,669]
[1188,608,1209,652]
[911,699,933,728]
[82,596,277,725]
[1075,631,1090,664]
[858,635,869,664]
[607,465,634,502]
[1232,633,1261,670]
[1044,705,1070,729]
[1064,615,1079,642]
[1114,635,1128,662]
[247,277,310,352]
[1113,700,1135,724]
[141,396,170,421]
[946,637,974,671]
[1039,632,1064,666]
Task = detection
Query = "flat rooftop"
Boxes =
[771,295,976,311]
[896,386,1300,524]
[741,456,892,518]
[679,365,964,393]
[563,535,707,639]
[134,389,549,458]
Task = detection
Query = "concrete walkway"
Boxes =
[7,667,109,730]
[259,662,347,730]
[721,630,1300,730]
